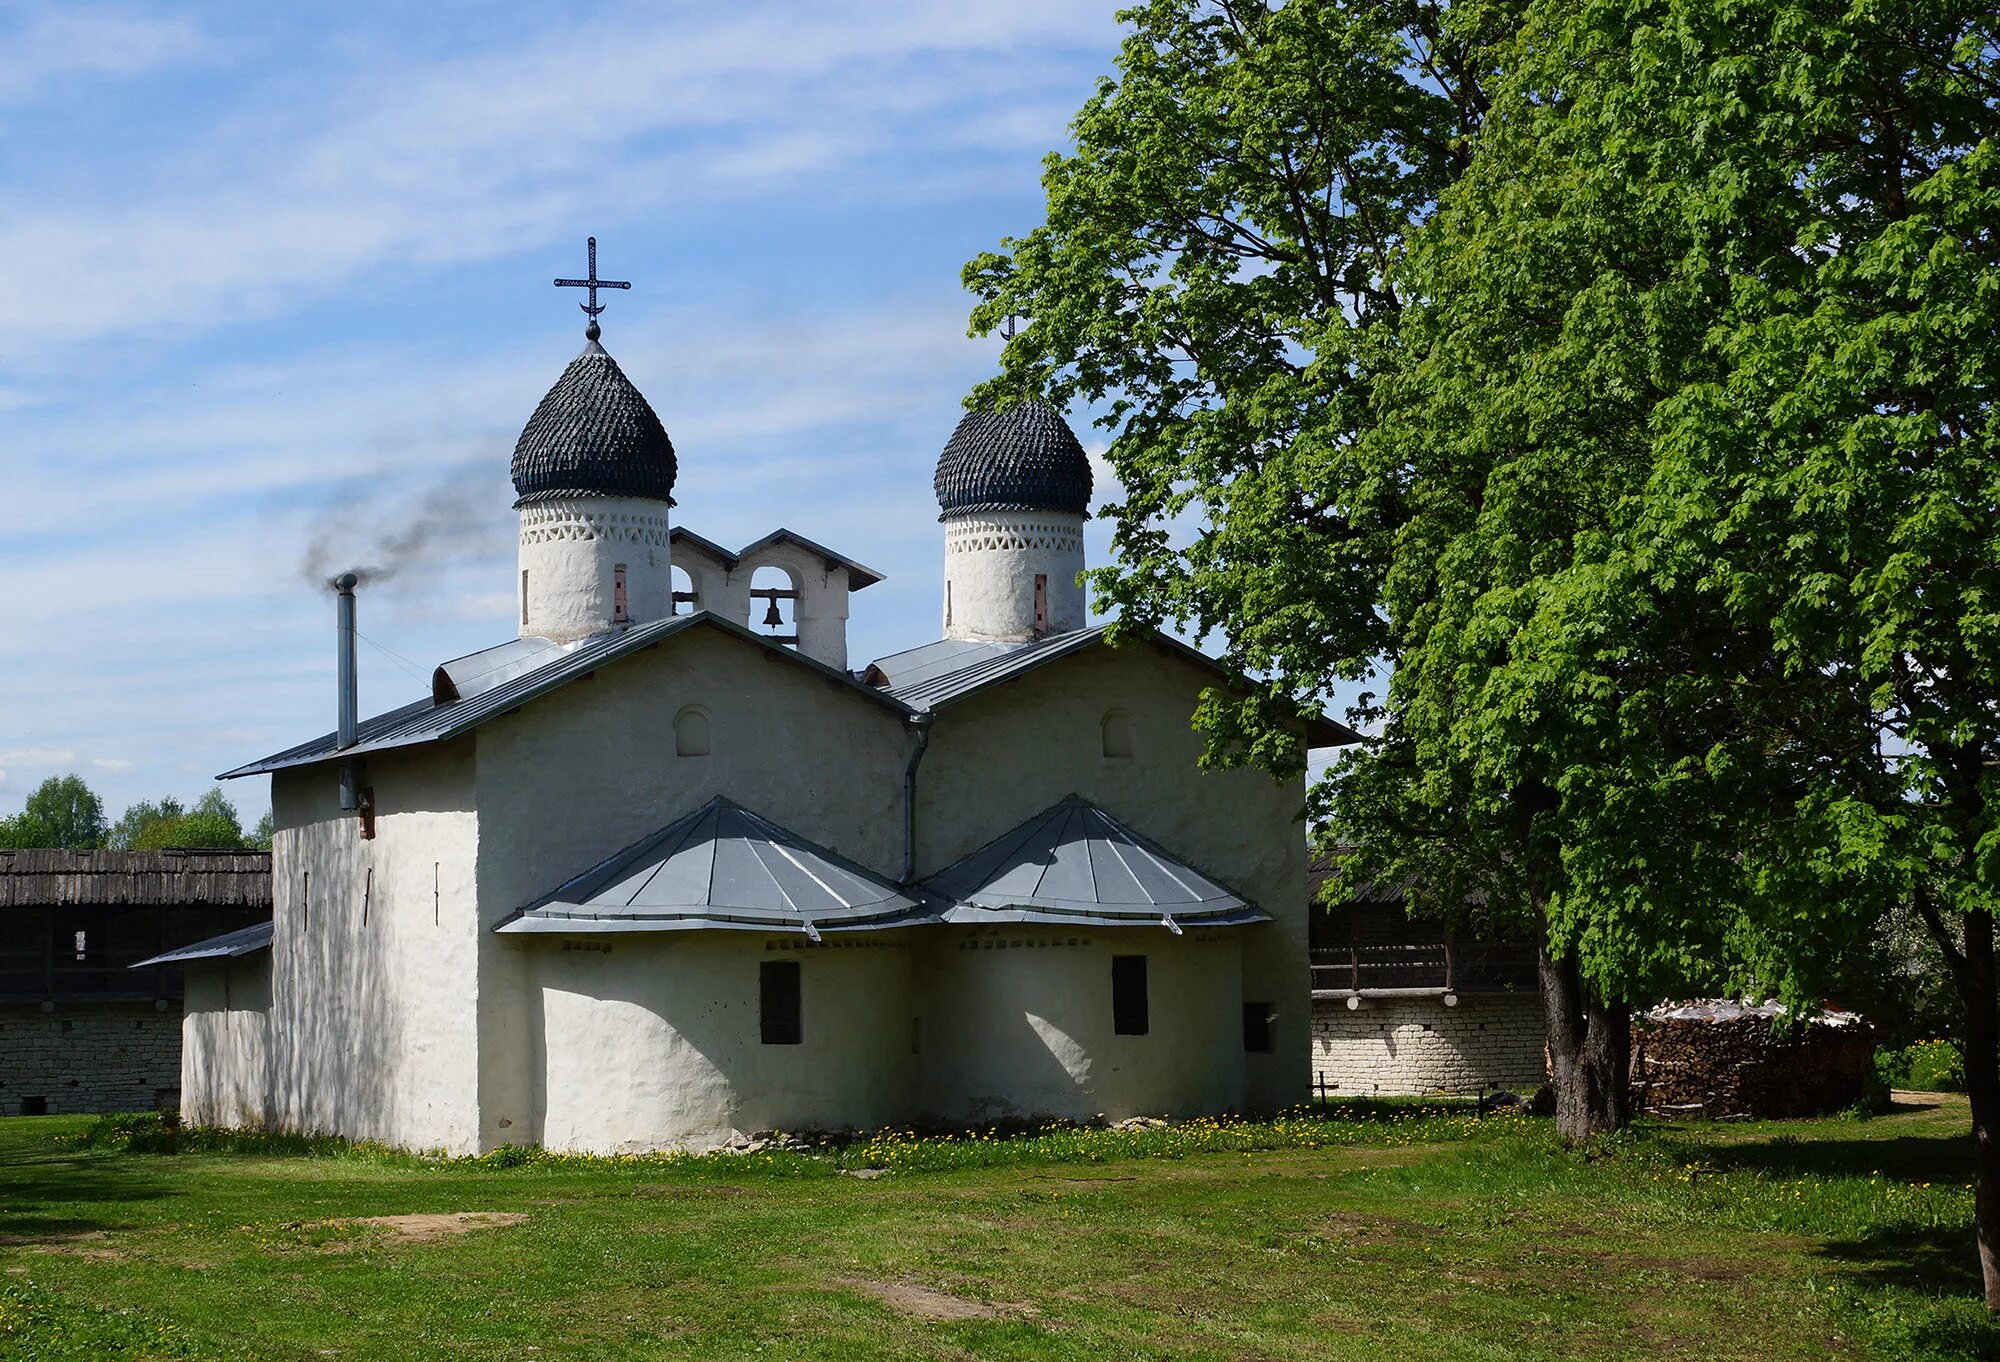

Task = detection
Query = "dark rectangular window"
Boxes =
[1112,955,1148,1035]
[1033,574,1049,633]
[1243,1001,1274,1054]
[613,565,629,623]
[760,960,802,1045]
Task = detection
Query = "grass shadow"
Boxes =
[1666,1129,1973,1186]
[1813,1223,1982,1296]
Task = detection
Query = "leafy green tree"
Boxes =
[132,789,245,851]
[108,797,185,851]
[1344,0,1996,1287]
[250,810,274,852]
[963,0,1502,777]
[19,774,107,849]
[113,790,247,851]
[0,810,57,848]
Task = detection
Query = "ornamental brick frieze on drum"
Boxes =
[944,520,1084,556]
[517,502,671,548]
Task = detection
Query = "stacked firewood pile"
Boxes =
[1630,1000,1876,1120]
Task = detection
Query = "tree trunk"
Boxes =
[1959,908,2000,1310]
[1539,944,1631,1145]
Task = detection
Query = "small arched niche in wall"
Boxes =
[674,705,712,757]
[1101,708,1134,760]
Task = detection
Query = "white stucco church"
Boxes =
[145,297,1350,1155]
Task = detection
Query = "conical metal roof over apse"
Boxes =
[497,797,926,936]
[920,795,1267,929]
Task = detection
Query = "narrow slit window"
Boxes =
[521,569,530,626]
[761,960,802,1045]
[613,564,629,623]
[1033,574,1049,633]
[1112,955,1148,1036]
[1243,1002,1274,1054]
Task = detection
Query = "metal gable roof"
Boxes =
[219,612,914,781]
[130,920,273,969]
[672,526,885,591]
[920,795,1266,929]
[884,625,1360,748]
[496,797,926,935]
[860,637,1033,691]
[735,529,885,591]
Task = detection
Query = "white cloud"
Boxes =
[0,1,1115,354]
[90,757,134,772]
[0,748,75,765]
[0,4,206,105]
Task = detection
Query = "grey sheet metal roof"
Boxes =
[860,637,1032,691]
[511,339,677,507]
[497,797,926,936]
[672,526,884,591]
[668,526,741,567]
[431,635,567,704]
[131,920,273,969]
[219,612,914,781]
[935,401,1093,519]
[884,625,1361,748]
[921,796,1267,929]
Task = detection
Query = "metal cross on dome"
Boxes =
[554,237,630,334]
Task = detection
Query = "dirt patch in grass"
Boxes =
[839,1276,1025,1322]
[353,1212,528,1242]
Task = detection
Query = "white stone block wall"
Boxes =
[0,1002,182,1114]
[1310,992,1545,1097]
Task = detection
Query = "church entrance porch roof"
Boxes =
[495,797,927,937]
[919,796,1268,931]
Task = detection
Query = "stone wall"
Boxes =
[0,1001,182,1115]
[1311,992,1544,1097]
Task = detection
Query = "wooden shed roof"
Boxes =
[0,849,273,908]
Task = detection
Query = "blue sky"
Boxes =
[0,0,1161,824]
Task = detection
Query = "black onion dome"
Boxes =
[934,400,1092,520]
[511,340,677,507]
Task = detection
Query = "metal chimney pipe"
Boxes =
[334,573,359,750]
[334,573,361,812]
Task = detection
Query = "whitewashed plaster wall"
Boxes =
[914,641,1310,1112]
[181,955,273,1128]
[530,932,916,1151]
[942,510,1086,642]
[470,622,911,1150]
[519,494,672,642]
[916,927,1243,1123]
[670,538,747,625]
[265,738,483,1152]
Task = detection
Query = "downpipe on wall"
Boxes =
[901,712,933,883]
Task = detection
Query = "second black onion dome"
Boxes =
[511,338,677,507]
[933,399,1092,520]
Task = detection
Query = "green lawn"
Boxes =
[0,1097,1990,1361]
